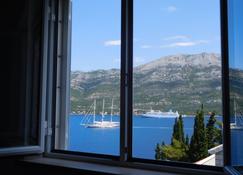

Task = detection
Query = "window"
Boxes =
[228,0,243,173]
[2,0,243,174]
[43,0,240,173]
[53,0,121,156]
[68,0,121,156]
[132,0,223,166]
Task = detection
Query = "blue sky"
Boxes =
[71,0,221,71]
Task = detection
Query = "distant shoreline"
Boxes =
[69,114,223,118]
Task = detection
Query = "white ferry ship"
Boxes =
[141,109,179,118]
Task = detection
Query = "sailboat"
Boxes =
[83,99,119,128]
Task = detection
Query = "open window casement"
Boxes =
[0,0,52,156]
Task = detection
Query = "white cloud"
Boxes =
[167,6,177,13]
[141,45,152,49]
[164,35,190,41]
[104,40,121,46]
[160,40,209,48]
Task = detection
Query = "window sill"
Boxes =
[18,155,225,175]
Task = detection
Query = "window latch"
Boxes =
[44,121,52,136]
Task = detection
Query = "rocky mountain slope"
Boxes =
[71,53,223,115]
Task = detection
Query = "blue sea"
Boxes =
[68,115,243,165]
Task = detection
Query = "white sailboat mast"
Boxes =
[93,99,96,123]
[102,99,105,122]
[110,98,114,122]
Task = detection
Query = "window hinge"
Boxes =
[48,8,56,22]
[48,6,56,21]
[44,121,53,136]
[50,14,56,22]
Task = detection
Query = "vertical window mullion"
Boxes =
[127,0,133,161]
[120,0,133,161]
[120,0,126,161]
[220,0,231,166]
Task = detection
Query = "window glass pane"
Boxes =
[68,0,121,155]
[0,0,42,148]
[228,0,243,169]
[133,0,223,166]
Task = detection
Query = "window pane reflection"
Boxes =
[228,0,243,167]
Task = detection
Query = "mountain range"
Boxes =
[70,52,242,115]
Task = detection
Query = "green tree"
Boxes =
[155,143,163,160]
[205,112,223,149]
[189,105,208,162]
[206,112,217,148]
[215,121,223,144]
[172,118,179,144]
[178,115,185,144]
[172,115,185,144]
[185,134,189,146]
[156,115,189,161]
[160,139,188,161]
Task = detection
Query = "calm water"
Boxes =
[68,115,243,164]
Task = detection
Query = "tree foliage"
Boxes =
[160,139,188,161]
[185,134,189,146]
[156,114,188,161]
[155,143,163,160]
[155,105,222,163]
[188,105,208,162]
[172,115,185,144]
[206,112,222,149]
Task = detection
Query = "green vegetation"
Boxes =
[155,114,189,161]
[206,112,222,149]
[172,115,185,144]
[155,105,222,163]
[158,139,188,161]
[70,53,224,115]
[70,54,243,116]
[188,105,208,162]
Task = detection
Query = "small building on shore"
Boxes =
[195,144,223,167]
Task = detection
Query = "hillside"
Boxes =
[71,53,223,115]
